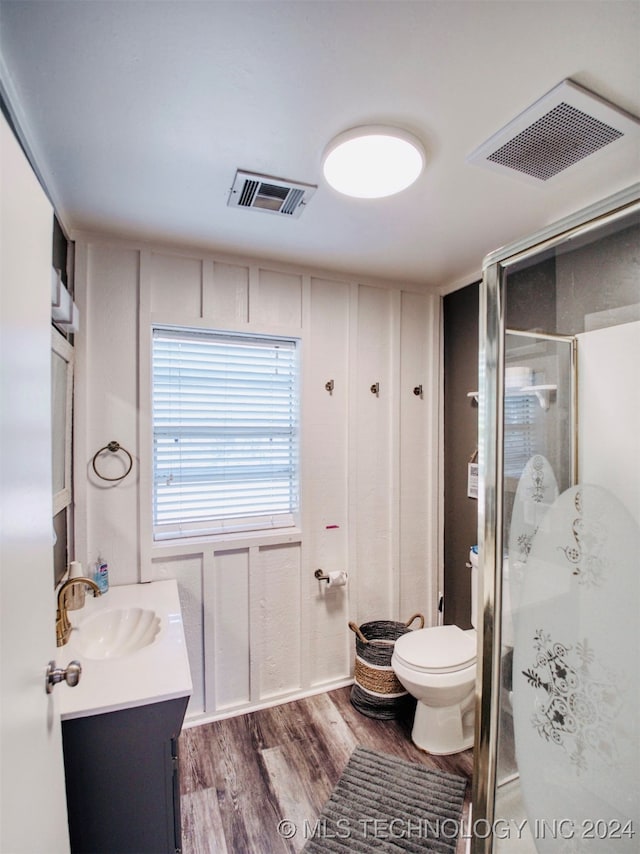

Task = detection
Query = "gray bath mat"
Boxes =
[301,746,467,853]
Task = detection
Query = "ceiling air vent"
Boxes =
[228,171,317,218]
[467,79,640,183]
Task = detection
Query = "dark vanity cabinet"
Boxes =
[62,696,189,853]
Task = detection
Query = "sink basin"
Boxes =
[60,580,192,721]
[76,607,161,659]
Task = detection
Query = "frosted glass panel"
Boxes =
[577,321,640,528]
[508,453,558,629]
[513,485,639,852]
[497,333,574,806]
[492,202,640,854]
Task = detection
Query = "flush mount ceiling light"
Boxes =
[322,126,425,198]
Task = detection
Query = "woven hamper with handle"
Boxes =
[348,613,424,719]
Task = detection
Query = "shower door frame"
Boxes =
[471,182,640,854]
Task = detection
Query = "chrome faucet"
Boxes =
[56,577,101,647]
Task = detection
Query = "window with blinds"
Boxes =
[152,327,300,540]
[503,393,537,479]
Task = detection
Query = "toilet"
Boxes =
[391,551,480,755]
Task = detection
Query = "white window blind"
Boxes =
[503,393,537,479]
[152,327,300,540]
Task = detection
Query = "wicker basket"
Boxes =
[348,613,424,719]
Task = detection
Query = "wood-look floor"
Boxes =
[179,686,473,854]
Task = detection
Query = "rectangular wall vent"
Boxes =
[228,171,316,218]
[467,79,640,184]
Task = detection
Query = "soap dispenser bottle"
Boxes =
[94,554,109,594]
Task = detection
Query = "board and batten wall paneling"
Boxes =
[305,277,351,686]
[76,235,440,722]
[150,252,203,317]
[210,549,251,711]
[151,553,205,715]
[399,291,439,622]
[75,243,140,585]
[255,268,303,328]
[354,285,395,624]
[208,261,249,324]
[257,543,303,700]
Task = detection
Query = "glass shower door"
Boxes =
[495,331,575,853]
[473,187,640,854]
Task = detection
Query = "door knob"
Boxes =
[46,660,82,694]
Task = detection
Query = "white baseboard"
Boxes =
[182,677,354,729]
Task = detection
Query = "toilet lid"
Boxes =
[393,625,476,673]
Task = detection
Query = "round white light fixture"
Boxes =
[322,125,425,199]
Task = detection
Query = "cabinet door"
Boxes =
[170,737,183,851]
[62,697,188,853]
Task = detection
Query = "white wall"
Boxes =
[73,235,440,720]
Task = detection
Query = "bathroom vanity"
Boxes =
[58,580,192,854]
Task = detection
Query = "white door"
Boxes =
[1,114,71,851]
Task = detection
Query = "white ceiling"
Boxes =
[1,0,639,290]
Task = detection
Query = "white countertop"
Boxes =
[59,579,192,721]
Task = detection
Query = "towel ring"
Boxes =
[92,441,133,482]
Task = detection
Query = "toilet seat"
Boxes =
[393,625,476,674]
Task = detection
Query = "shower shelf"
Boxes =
[467,384,557,410]
[520,384,557,410]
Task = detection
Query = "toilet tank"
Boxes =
[469,547,478,629]
[468,548,514,645]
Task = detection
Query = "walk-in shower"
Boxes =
[472,184,640,853]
